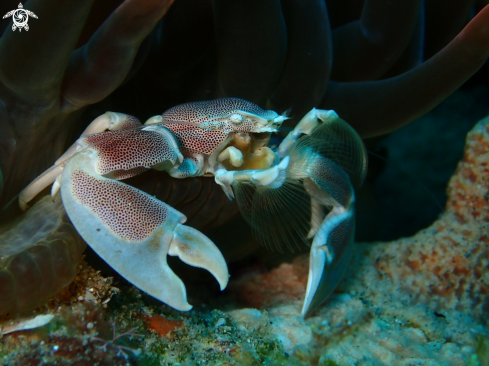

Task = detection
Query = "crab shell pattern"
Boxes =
[18,97,367,317]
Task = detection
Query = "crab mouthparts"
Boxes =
[274,115,288,123]
[260,114,288,132]
[272,114,289,126]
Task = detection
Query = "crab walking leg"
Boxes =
[307,198,325,239]
[19,112,143,211]
[277,108,339,158]
[19,164,65,211]
[300,156,355,317]
[60,150,228,311]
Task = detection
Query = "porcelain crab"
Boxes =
[19,98,366,317]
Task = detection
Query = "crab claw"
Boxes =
[169,225,228,291]
[226,108,366,317]
[300,161,355,317]
[60,148,228,311]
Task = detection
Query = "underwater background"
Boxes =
[0,0,488,365]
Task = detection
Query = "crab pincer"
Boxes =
[20,112,229,311]
[61,148,228,311]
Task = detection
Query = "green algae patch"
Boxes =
[319,361,341,366]
[138,309,290,366]
[467,335,489,366]
[100,286,301,365]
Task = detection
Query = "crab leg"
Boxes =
[19,112,142,211]
[217,106,365,317]
[18,164,65,211]
[55,112,143,166]
[59,129,228,311]
[277,108,338,158]
[300,157,355,317]
[216,152,355,317]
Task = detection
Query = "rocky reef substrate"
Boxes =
[230,114,489,365]
[1,115,488,365]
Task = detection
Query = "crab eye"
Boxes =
[230,113,243,123]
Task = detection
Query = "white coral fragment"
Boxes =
[1,314,54,335]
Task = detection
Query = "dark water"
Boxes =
[367,82,489,241]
